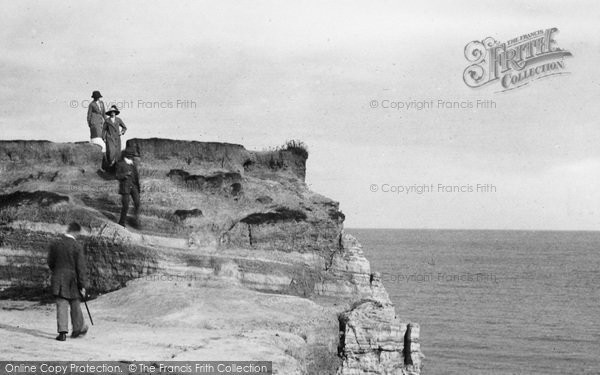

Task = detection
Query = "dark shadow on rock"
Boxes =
[404,324,414,366]
[10,171,60,187]
[0,191,69,210]
[242,159,254,171]
[167,169,242,193]
[328,209,345,222]
[240,207,307,225]
[230,183,242,197]
[173,209,203,221]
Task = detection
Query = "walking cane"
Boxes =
[80,291,94,326]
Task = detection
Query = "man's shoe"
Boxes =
[71,325,88,338]
[131,219,141,229]
[56,332,67,341]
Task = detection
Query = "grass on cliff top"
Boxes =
[281,140,309,159]
[263,140,309,159]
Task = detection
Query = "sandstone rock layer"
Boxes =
[0,139,423,374]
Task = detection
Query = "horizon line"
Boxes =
[345,227,600,233]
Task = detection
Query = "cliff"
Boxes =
[0,139,423,374]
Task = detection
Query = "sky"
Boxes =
[2,0,600,230]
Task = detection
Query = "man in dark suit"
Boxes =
[116,146,141,228]
[47,222,89,341]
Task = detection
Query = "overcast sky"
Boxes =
[2,0,600,230]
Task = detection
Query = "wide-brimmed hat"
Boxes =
[91,90,102,99]
[105,105,120,116]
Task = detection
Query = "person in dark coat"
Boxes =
[102,105,127,172]
[116,146,141,228]
[47,222,89,341]
[87,91,106,152]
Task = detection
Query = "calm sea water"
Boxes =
[347,229,600,375]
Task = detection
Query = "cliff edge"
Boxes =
[0,139,423,374]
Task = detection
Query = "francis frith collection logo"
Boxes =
[463,28,572,91]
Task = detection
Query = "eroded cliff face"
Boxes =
[0,139,423,374]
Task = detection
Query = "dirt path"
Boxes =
[0,278,341,374]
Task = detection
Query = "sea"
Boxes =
[347,229,600,375]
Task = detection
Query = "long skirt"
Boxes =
[104,125,122,167]
[105,135,121,166]
[89,124,103,139]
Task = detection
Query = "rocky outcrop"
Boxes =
[0,139,422,374]
[338,301,422,375]
[331,236,423,375]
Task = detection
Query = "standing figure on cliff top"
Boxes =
[87,91,106,152]
[102,105,127,173]
[47,222,89,342]
[116,146,141,228]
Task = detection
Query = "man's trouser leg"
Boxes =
[119,192,130,225]
[56,297,69,333]
[70,298,85,333]
[131,186,140,219]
